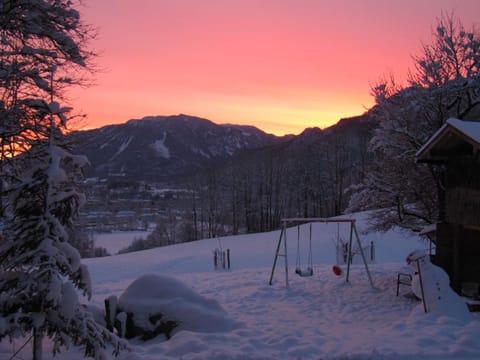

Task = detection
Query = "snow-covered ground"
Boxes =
[2,211,480,359]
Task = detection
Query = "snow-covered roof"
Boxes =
[416,118,480,163]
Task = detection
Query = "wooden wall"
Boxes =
[435,222,480,292]
[445,156,480,229]
[434,156,480,292]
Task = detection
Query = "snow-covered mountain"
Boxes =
[69,114,282,181]
[70,113,377,194]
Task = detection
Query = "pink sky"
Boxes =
[70,0,480,135]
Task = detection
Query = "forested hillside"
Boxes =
[75,113,376,249]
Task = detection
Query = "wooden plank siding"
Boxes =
[435,222,480,291]
[445,157,480,229]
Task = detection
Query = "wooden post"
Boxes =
[33,328,43,360]
[105,298,113,332]
[269,225,286,286]
[417,259,428,313]
[352,223,375,289]
[346,223,354,283]
[283,223,289,288]
[452,224,462,292]
[105,296,118,332]
[213,249,218,270]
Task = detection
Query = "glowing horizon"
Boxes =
[70,0,480,136]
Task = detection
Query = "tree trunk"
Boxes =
[33,328,43,360]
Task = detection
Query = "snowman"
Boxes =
[406,249,470,318]
[406,250,448,307]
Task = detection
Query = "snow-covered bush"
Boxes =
[111,274,236,340]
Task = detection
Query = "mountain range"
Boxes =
[69,113,374,183]
[70,114,286,181]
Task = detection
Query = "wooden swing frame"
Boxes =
[268,217,375,288]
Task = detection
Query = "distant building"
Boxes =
[417,118,480,295]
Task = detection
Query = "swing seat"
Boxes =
[295,267,313,277]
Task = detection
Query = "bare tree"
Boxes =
[348,13,480,231]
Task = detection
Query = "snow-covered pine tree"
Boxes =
[0,0,95,161]
[0,121,126,359]
[0,1,127,358]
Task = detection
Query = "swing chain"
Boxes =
[295,223,313,277]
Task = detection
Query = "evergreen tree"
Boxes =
[0,1,126,358]
[1,135,126,359]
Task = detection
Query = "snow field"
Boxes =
[1,211,479,359]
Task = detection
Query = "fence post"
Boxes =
[213,249,218,270]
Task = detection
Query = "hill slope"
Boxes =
[2,211,478,359]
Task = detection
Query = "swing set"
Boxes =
[268,217,375,288]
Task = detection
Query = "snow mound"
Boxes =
[117,274,238,335]
[406,250,472,322]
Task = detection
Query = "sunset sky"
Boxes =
[71,0,480,135]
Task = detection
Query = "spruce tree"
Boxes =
[0,1,127,358]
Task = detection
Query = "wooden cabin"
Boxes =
[416,118,480,295]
